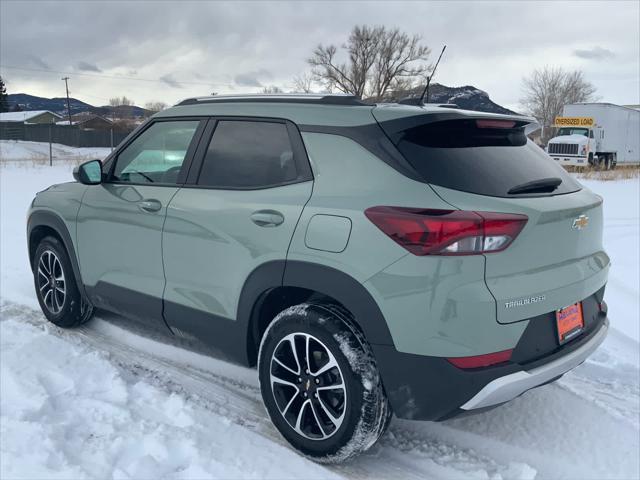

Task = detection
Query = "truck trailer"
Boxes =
[547,103,639,169]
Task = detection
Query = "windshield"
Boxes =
[558,128,589,137]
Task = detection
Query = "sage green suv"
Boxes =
[27,94,609,462]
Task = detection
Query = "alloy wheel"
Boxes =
[269,332,347,440]
[37,250,66,314]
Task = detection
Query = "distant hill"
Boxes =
[378,84,518,115]
[8,85,516,118]
[7,93,93,115]
[7,93,150,117]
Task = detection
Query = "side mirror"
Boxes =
[73,159,103,185]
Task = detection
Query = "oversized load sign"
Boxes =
[554,117,595,127]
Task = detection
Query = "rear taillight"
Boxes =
[364,207,527,256]
[447,349,513,369]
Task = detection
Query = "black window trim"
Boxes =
[298,123,423,182]
[184,115,314,191]
[103,117,208,188]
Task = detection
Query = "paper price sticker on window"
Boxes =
[554,117,595,127]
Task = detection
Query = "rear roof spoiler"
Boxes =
[372,106,538,142]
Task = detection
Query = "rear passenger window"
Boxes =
[198,120,299,188]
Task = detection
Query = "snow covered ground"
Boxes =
[1,147,638,479]
[0,140,111,164]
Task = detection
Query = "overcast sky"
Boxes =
[1,1,638,112]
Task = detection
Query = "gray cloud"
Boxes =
[26,54,49,69]
[573,46,615,60]
[0,1,637,107]
[76,61,102,72]
[234,73,262,87]
[234,69,273,88]
[159,74,182,88]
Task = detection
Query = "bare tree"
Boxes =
[0,76,9,113]
[521,67,596,143]
[308,25,430,101]
[261,85,284,94]
[108,96,135,120]
[145,101,168,114]
[292,73,315,93]
[109,96,134,107]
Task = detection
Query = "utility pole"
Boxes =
[61,77,72,125]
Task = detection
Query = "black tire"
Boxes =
[258,303,390,463]
[33,236,94,328]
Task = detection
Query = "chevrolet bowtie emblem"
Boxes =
[572,215,589,230]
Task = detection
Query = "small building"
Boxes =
[56,113,113,130]
[0,110,62,124]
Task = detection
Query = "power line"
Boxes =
[0,64,233,88]
[2,72,142,104]
[3,70,184,107]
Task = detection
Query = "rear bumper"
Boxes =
[460,318,607,410]
[373,294,608,421]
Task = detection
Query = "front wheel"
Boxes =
[258,304,390,463]
[33,236,94,328]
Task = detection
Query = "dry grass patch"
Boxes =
[572,165,640,181]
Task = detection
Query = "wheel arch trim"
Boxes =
[240,260,395,365]
[27,210,87,298]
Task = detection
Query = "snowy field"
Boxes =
[1,143,639,479]
[0,140,111,165]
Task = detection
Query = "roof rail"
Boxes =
[176,93,371,107]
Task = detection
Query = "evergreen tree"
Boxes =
[0,76,9,113]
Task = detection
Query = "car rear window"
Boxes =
[394,119,582,197]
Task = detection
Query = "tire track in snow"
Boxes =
[1,301,533,480]
[4,300,638,479]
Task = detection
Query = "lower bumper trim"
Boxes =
[461,319,608,410]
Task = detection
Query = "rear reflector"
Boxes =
[447,349,513,369]
[598,301,608,314]
[365,207,527,256]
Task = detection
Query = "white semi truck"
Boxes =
[546,103,639,169]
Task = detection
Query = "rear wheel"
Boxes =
[33,236,93,328]
[258,303,390,462]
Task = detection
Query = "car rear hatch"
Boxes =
[374,106,610,323]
